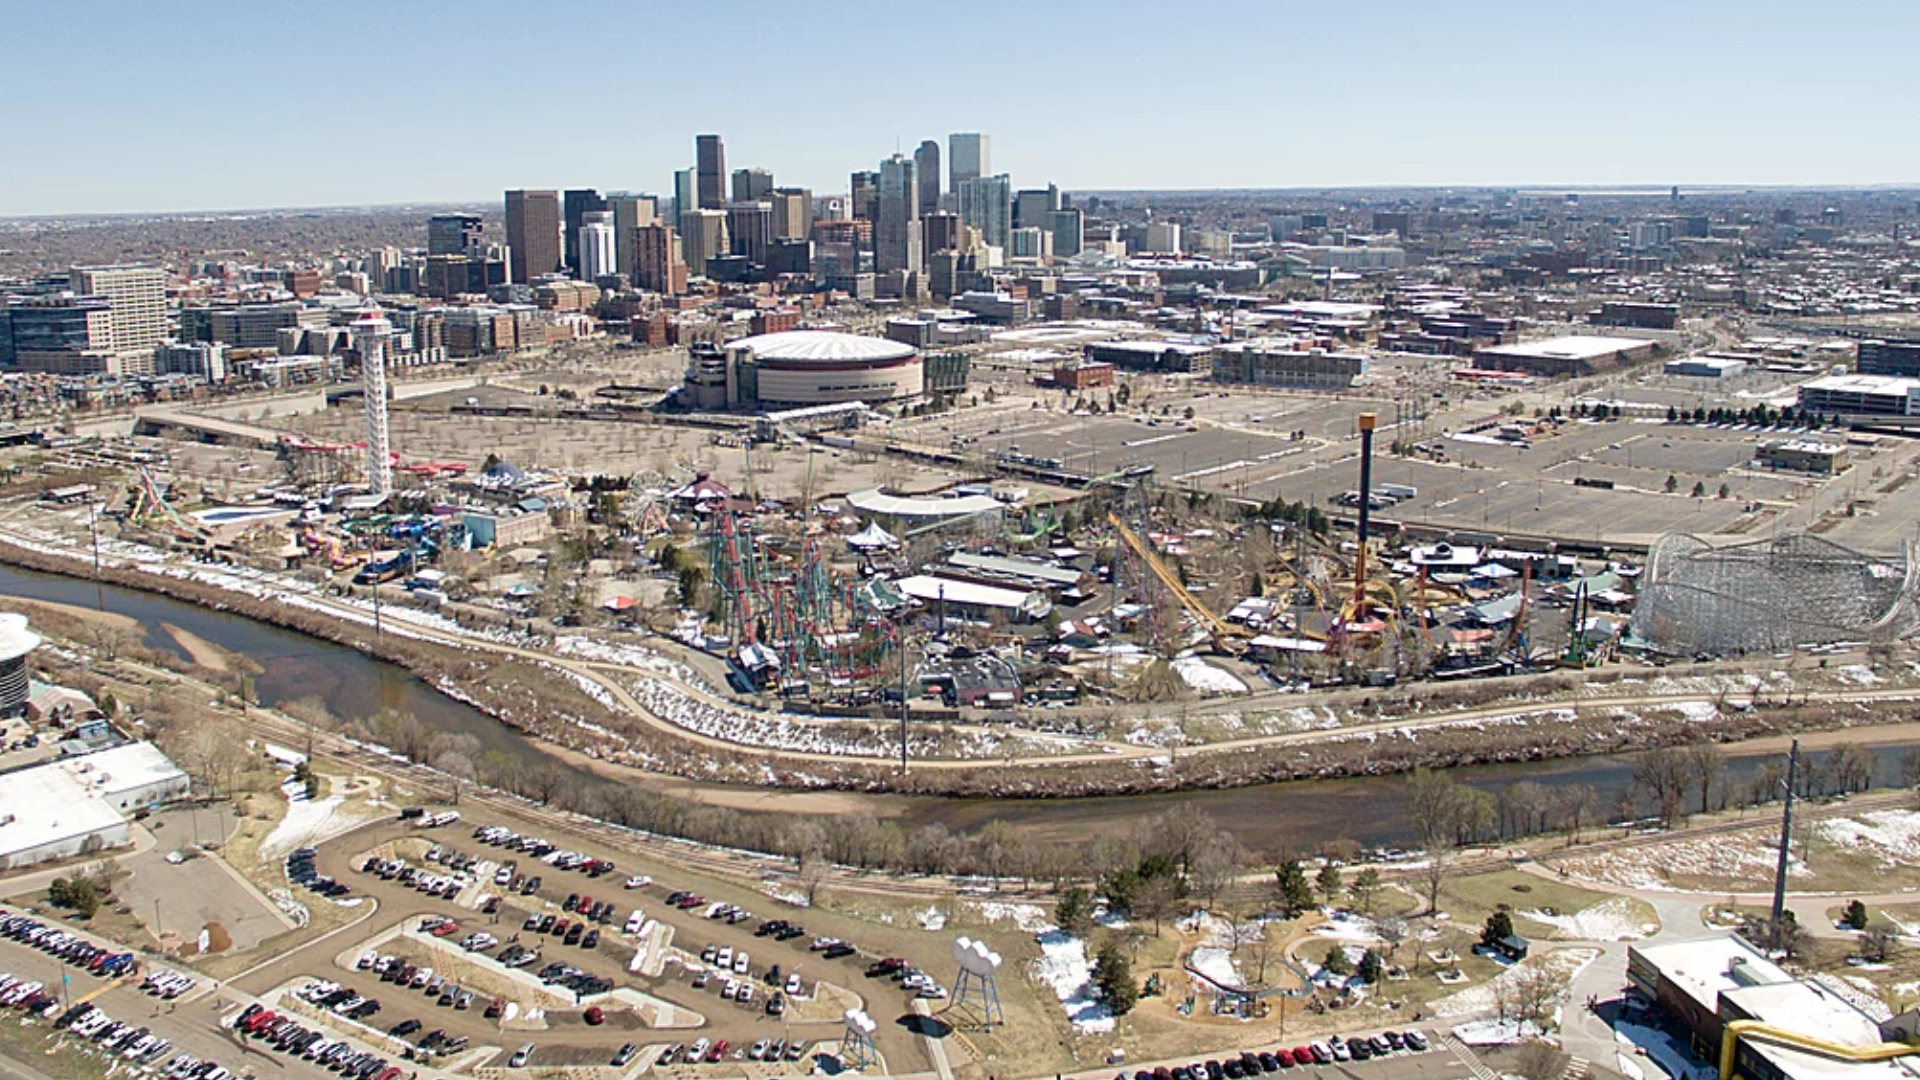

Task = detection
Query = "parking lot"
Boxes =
[257,810,942,1075]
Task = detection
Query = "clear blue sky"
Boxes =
[4,0,1916,215]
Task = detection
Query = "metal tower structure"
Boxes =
[353,309,394,499]
[946,937,1005,1029]
[839,1008,880,1070]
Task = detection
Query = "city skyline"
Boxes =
[5,0,1920,216]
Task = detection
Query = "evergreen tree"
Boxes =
[1481,911,1515,947]
[1094,939,1138,1014]
[1357,949,1385,984]
[1275,858,1314,916]
[1316,863,1343,906]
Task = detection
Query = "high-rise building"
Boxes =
[578,211,617,282]
[731,167,773,204]
[1049,207,1085,258]
[608,193,659,279]
[353,309,394,499]
[1015,185,1061,230]
[68,265,167,354]
[505,190,562,283]
[958,174,1013,249]
[850,171,879,224]
[770,188,812,241]
[680,209,729,277]
[634,224,688,295]
[728,203,772,267]
[672,168,697,224]
[428,213,484,256]
[913,140,942,217]
[948,132,990,195]
[563,189,607,277]
[923,212,960,254]
[876,154,922,276]
[696,134,727,209]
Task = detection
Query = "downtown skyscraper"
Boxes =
[948,132,990,195]
[876,154,922,275]
[913,139,941,216]
[505,190,562,283]
[696,134,727,210]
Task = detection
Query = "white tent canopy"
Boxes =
[846,522,899,550]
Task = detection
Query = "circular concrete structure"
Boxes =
[0,613,40,715]
[731,331,922,406]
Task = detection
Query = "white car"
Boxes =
[785,972,802,995]
[732,951,749,975]
[716,946,733,969]
[624,875,652,890]
[625,911,646,934]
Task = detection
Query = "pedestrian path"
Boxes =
[1441,1034,1499,1080]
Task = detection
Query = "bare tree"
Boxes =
[1632,746,1692,828]
[1188,831,1243,909]
[1686,741,1725,816]
[1561,783,1599,844]
[1135,874,1181,936]
[1513,1040,1571,1080]
[1828,743,1878,794]
[1859,924,1899,964]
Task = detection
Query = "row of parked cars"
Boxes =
[0,974,58,1013]
[658,1035,811,1066]
[472,825,618,878]
[55,1003,175,1068]
[1122,1030,1432,1080]
[236,999,405,1077]
[359,856,468,900]
[0,911,138,980]
[288,846,351,899]
[296,978,383,1020]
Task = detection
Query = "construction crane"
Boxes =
[1107,513,1253,654]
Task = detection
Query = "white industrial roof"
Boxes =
[0,761,129,861]
[731,330,915,364]
[1804,374,1920,395]
[1478,335,1651,360]
[0,613,39,664]
[68,742,188,799]
[894,574,1037,611]
[1631,936,1792,1014]
[846,488,1002,518]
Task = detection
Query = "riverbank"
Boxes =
[2,529,1917,807]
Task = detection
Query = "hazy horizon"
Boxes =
[5,0,1919,216]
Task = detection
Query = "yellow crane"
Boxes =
[1107,513,1254,653]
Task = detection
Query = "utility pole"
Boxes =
[897,617,909,775]
[1769,739,1800,954]
[86,492,104,611]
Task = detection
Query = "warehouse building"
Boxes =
[1756,438,1849,475]
[0,614,39,716]
[1666,355,1750,378]
[1213,343,1370,390]
[0,742,189,868]
[1085,339,1213,376]
[1472,335,1658,377]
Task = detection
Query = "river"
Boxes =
[5,562,1914,852]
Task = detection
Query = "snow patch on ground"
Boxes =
[970,902,1053,933]
[1518,897,1655,941]
[1560,833,1808,890]
[1312,911,1387,943]
[1173,656,1248,696]
[1818,810,1920,868]
[1432,947,1598,1018]
[1452,1018,1541,1045]
[1835,665,1884,687]
[1032,930,1113,1033]
[260,777,379,861]
[1188,947,1243,991]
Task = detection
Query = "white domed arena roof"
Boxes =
[732,331,915,364]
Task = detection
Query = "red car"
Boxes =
[583,1006,605,1026]
[706,1040,729,1062]
[1274,1049,1295,1068]
[1294,1047,1316,1066]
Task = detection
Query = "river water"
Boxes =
[5,562,1914,851]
